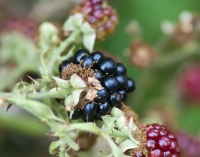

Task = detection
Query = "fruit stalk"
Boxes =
[47,29,82,76]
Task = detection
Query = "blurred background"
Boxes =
[0,0,200,156]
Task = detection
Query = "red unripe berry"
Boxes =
[71,0,118,40]
[2,17,38,39]
[179,64,200,103]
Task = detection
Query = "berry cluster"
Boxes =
[176,131,200,157]
[71,0,118,40]
[144,124,181,157]
[59,49,135,122]
[179,64,200,103]
[2,17,38,39]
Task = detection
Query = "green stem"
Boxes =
[26,88,73,100]
[0,64,35,91]
[48,30,81,75]
[0,88,73,100]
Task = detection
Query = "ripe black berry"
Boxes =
[94,87,109,103]
[98,58,117,75]
[68,110,82,120]
[82,114,95,122]
[96,101,111,116]
[94,70,104,81]
[118,90,127,101]
[91,51,104,63]
[116,74,127,90]
[126,78,136,93]
[59,60,73,73]
[81,55,94,67]
[102,76,119,93]
[74,49,89,64]
[82,102,97,115]
[116,63,127,74]
[59,49,136,122]
[109,92,122,107]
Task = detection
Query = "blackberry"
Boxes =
[96,101,111,116]
[116,63,127,74]
[59,49,136,122]
[98,58,117,75]
[74,49,89,64]
[91,51,104,63]
[81,55,94,67]
[59,60,73,73]
[118,90,127,101]
[109,92,122,107]
[126,78,136,93]
[116,74,127,90]
[94,87,109,103]
[102,76,119,93]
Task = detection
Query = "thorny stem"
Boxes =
[48,29,81,75]
[27,88,73,100]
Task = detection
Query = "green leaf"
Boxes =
[5,97,65,123]
[70,74,87,88]
[119,139,139,153]
[49,140,61,154]
[63,14,84,31]
[52,76,71,89]
[81,22,96,52]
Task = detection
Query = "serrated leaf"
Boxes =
[52,76,71,89]
[6,97,65,123]
[119,139,139,153]
[49,140,61,154]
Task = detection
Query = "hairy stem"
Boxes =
[48,30,81,75]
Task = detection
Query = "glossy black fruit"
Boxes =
[94,87,109,103]
[98,58,117,75]
[81,55,94,67]
[102,76,119,93]
[82,102,97,115]
[118,90,127,101]
[116,63,127,74]
[116,74,127,90]
[68,110,82,120]
[126,78,136,93]
[91,51,104,63]
[82,114,95,122]
[59,60,72,73]
[109,92,122,107]
[94,70,104,81]
[74,49,89,64]
[96,101,111,116]
[94,113,103,120]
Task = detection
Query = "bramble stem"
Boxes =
[48,29,81,75]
